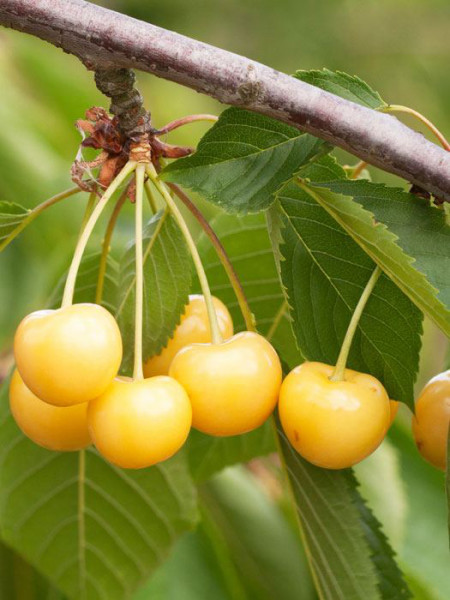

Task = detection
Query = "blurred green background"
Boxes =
[0,1,449,598]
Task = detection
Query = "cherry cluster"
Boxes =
[10,296,281,469]
[10,290,449,471]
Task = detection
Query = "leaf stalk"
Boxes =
[0,186,80,252]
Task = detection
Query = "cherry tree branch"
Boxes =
[1,0,450,200]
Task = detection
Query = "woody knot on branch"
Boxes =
[72,68,194,193]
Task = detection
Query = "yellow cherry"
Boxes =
[278,362,390,469]
[87,376,192,469]
[14,303,122,407]
[143,294,234,377]
[9,370,90,451]
[412,370,450,471]
[169,331,282,437]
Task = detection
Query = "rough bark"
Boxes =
[1,0,450,200]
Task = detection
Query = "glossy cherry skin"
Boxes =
[143,294,234,377]
[9,370,90,451]
[278,362,391,469]
[14,303,122,407]
[87,376,192,469]
[169,331,282,437]
[412,370,450,471]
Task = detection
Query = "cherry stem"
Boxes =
[145,180,159,213]
[158,114,218,135]
[379,104,450,151]
[133,164,146,380]
[167,182,256,333]
[95,180,133,305]
[61,161,136,308]
[146,163,223,344]
[79,189,98,236]
[330,266,381,382]
[0,186,81,252]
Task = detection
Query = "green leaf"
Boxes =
[0,201,30,249]
[47,252,119,315]
[276,420,411,600]
[305,179,450,337]
[298,153,348,182]
[0,541,66,600]
[295,69,385,109]
[274,164,422,408]
[270,158,414,594]
[116,210,192,372]
[0,542,17,600]
[187,425,275,483]
[162,108,328,213]
[0,379,197,600]
[353,484,411,600]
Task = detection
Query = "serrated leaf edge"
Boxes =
[294,68,386,109]
[304,181,449,336]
